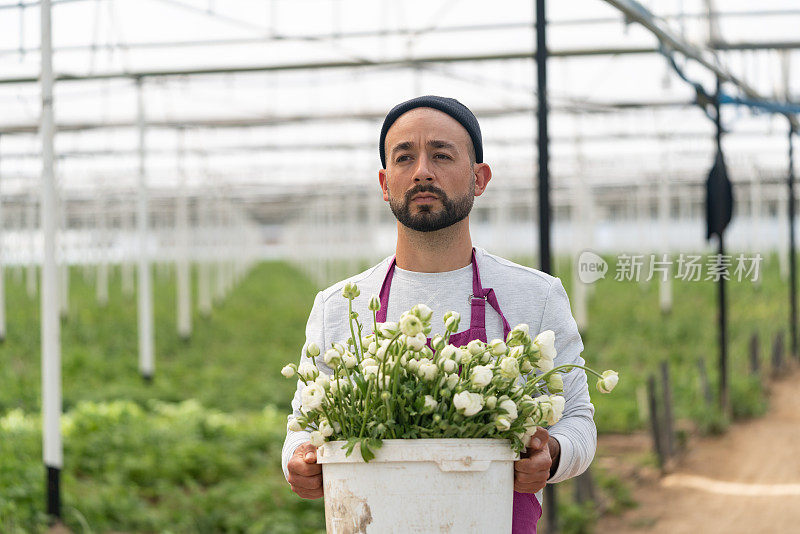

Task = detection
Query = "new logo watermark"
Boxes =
[577,251,762,284]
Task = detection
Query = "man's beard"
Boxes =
[389,183,474,232]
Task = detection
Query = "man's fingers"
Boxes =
[288,473,323,491]
[289,457,322,477]
[527,427,550,451]
[292,484,324,499]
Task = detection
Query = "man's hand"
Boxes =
[287,442,323,499]
[514,427,555,494]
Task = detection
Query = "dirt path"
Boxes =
[595,367,800,534]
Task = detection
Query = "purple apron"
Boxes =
[376,248,543,533]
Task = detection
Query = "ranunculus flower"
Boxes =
[467,339,485,355]
[453,391,484,416]
[458,348,472,364]
[444,311,460,332]
[423,395,438,413]
[536,357,554,373]
[417,360,438,381]
[495,415,512,431]
[412,303,433,322]
[445,373,459,389]
[549,395,565,423]
[485,395,497,409]
[315,375,330,388]
[406,332,426,351]
[309,430,325,447]
[547,373,564,394]
[431,335,445,351]
[378,321,399,338]
[520,360,533,373]
[533,330,557,360]
[306,343,320,358]
[281,364,296,378]
[490,339,507,356]
[318,419,334,437]
[342,351,357,369]
[470,365,493,388]
[287,418,302,432]
[301,383,325,411]
[442,359,457,373]
[400,313,423,337]
[323,348,341,368]
[440,344,457,360]
[298,362,319,381]
[499,399,518,421]
[596,370,619,393]
[499,356,520,379]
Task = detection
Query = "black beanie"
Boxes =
[379,95,483,168]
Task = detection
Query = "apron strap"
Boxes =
[376,256,397,323]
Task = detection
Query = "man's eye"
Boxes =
[396,155,410,162]
[434,153,452,160]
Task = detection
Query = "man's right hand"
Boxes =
[287,442,323,499]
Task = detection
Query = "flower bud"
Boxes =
[440,344,457,360]
[306,343,320,358]
[596,370,619,393]
[485,395,497,409]
[280,364,297,378]
[547,372,564,394]
[400,313,423,337]
[332,343,345,356]
[315,374,331,389]
[442,359,457,373]
[520,360,533,374]
[412,303,434,322]
[323,349,341,368]
[445,373,460,390]
[318,419,334,437]
[423,395,438,413]
[298,362,319,381]
[341,282,360,300]
[309,430,325,447]
[368,295,381,311]
[406,332,426,351]
[381,391,391,401]
[444,311,461,333]
[342,351,357,369]
[490,339,507,356]
[495,414,512,431]
[467,339,485,356]
[378,321,399,338]
[499,356,520,379]
[431,335,446,352]
[287,418,303,432]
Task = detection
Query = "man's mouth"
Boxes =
[411,194,439,203]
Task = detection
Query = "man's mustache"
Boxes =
[404,184,448,203]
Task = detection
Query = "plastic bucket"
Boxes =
[317,438,517,533]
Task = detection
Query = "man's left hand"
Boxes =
[513,427,559,494]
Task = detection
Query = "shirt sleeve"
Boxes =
[539,278,597,484]
[281,291,327,480]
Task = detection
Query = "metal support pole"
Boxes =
[0,134,5,342]
[176,129,191,339]
[535,1,557,532]
[136,77,155,381]
[714,77,729,415]
[40,0,62,520]
[789,122,798,360]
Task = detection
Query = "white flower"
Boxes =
[315,375,330,389]
[378,321,399,338]
[280,364,296,378]
[323,349,341,367]
[367,341,378,355]
[495,415,512,431]
[467,339,485,355]
[508,345,525,359]
[406,332,426,351]
[596,370,619,393]
[287,418,302,432]
[547,373,564,394]
[490,339,507,356]
[332,343,345,355]
[485,395,497,409]
[417,360,438,381]
[442,359,457,373]
[512,323,530,337]
[549,395,565,423]
[445,373,460,389]
[499,356,520,379]
[536,357,554,373]
[375,339,392,361]
[533,330,557,360]
[301,383,326,411]
[499,399,518,421]
[423,395,438,413]
[318,419,334,437]
[431,335,445,351]
[364,365,380,376]
[298,362,319,381]
[407,359,420,373]
[306,343,321,357]
[444,312,460,332]
[520,360,533,373]
[457,348,472,364]
[342,351,358,369]
[309,430,325,447]
[440,344,458,360]
[412,303,433,322]
[400,313,423,337]
[470,365,493,388]
[453,391,484,417]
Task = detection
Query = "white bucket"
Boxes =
[317,438,517,533]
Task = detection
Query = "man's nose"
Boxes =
[411,154,434,182]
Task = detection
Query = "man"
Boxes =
[282,96,596,532]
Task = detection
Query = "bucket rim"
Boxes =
[317,438,518,465]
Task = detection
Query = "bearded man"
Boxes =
[282,96,596,533]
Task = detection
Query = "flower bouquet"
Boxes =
[282,282,619,459]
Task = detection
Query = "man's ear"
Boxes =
[473,163,492,197]
[378,169,390,201]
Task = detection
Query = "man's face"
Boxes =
[379,108,490,232]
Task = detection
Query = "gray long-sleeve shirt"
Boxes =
[281,247,597,502]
